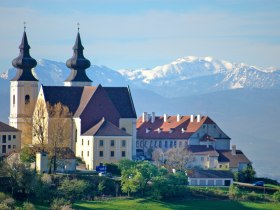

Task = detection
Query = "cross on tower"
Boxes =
[77,22,80,32]
[24,21,26,31]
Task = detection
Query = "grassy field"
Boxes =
[73,198,280,210]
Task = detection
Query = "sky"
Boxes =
[0,0,280,73]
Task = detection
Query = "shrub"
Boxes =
[0,192,7,202]
[229,185,241,200]
[58,178,89,201]
[105,163,121,175]
[23,202,36,210]
[273,190,280,202]
[51,198,71,210]
[2,197,15,208]
[242,191,264,202]
[0,203,10,210]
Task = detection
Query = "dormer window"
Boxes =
[169,128,174,133]
[25,95,30,104]
[157,128,162,133]
[181,128,186,133]
[146,128,150,133]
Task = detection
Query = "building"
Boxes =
[0,121,21,157]
[9,29,137,170]
[187,169,234,186]
[136,112,251,171]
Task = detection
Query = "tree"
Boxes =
[136,161,158,195]
[32,99,48,151]
[234,164,256,183]
[152,148,164,168]
[47,102,72,173]
[20,146,35,166]
[164,147,193,171]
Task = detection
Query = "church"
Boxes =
[9,29,137,170]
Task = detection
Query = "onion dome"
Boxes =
[11,31,38,81]
[65,32,92,83]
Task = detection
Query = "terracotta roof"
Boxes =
[137,115,216,139]
[188,145,219,157]
[200,134,216,142]
[0,122,20,132]
[187,169,234,179]
[82,118,131,136]
[217,150,251,168]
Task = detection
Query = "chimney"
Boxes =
[177,114,181,122]
[163,114,168,122]
[142,112,147,123]
[151,112,155,123]
[190,115,194,123]
[206,140,209,148]
[232,145,236,155]
[197,114,201,123]
[147,114,151,122]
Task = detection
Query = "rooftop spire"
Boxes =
[65,28,92,85]
[11,28,37,81]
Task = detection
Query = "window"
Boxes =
[122,151,126,157]
[121,127,126,132]
[99,140,104,147]
[75,129,77,143]
[82,139,84,145]
[201,157,204,161]
[99,151,103,157]
[12,145,16,149]
[13,95,15,106]
[8,145,11,149]
[2,145,6,154]
[203,125,206,129]
[110,151,114,157]
[165,141,168,148]
[154,140,157,147]
[170,141,173,148]
[122,140,126,147]
[2,135,6,143]
[197,133,200,138]
[136,141,139,147]
[13,135,16,139]
[140,141,143,147]
[25,95,30,104]
[174,141,177,148]
[88,140,89,146]
[8,135,11,141]
[159,141,162,148]
[81,151,83,157]
[87,151,89,157]
[110,140,115,147]
[179,141,182,147]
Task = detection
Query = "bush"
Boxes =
[2,197,15,208]
[58,178,89,201]
[0,192,7,202]
[229,185,241,200]
[273,190,280,202]
[105,163,121,175]
[242,191,265,202]
[51,198,71,210]
[23,202,36,210]
[0,203,10,210]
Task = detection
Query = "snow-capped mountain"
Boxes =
[1,56,280,98]
[118,56,280,97]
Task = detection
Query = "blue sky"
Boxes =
[0,0,280,72]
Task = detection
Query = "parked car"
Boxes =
[252,181,264,186]
[98,172,106,176]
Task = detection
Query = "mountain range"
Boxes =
[1,56,280,181]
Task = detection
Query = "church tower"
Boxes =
[9,29,38,147]
[64,30,92,86]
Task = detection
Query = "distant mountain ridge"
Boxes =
[1,57,280,98]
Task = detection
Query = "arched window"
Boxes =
[25,95,30,104]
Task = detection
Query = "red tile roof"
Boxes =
[136,115,215,139]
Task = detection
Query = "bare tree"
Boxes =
[164,147,193,171]
[32,99,48,151]
[47,102,72,173]
[152,148,164,168]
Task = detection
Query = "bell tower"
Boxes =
[64,26,92,87]
[9,28,38,147]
